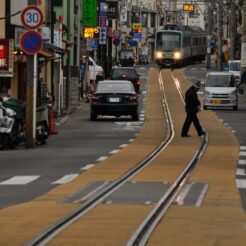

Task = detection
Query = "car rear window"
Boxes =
[96,83,133,93]
[111,69,137,79]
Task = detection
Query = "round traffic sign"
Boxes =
[20,31,43,55]
[113,29,121,38]
[21,5,43,30]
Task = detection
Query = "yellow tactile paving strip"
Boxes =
[0,68,245,246]
[146,70,246,246]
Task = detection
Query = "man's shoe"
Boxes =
[181,134,191,137]
[198,131,206,136]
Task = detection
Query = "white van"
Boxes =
[228,60,240,84]
[202,71,238,110]
[88,57,104,82]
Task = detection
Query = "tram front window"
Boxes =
[156,32,181,51]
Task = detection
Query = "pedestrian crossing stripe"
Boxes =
[52,174,79,184]
[0,176,40,185]
[236,179,246,189]
[240,146,246,150]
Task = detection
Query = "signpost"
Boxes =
[21,5,43,30]
[20,6,43,148]
[20,31,43,55]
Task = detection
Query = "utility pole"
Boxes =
[241,0,246,100]
[206,2,213,69]
[229,1,237,59]
[217,3,223,71]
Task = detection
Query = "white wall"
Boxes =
[11,0,28,26]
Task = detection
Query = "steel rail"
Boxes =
[26,68,175,246]
[126,70,208,246]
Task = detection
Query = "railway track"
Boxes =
[26,68,208,246]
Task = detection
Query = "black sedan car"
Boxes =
[90,80,139,121]
[109,67,141,93]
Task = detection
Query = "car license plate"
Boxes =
[109,97,120,102]
[211,99,221,104]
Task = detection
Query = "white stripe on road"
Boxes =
[195,184,209,207]
[0,176,40,185]
[110,149,120,154]
[239,152,246,156]
[80,164,95,171]
[52,174,79,184]
[236,179,246,189]
[96,156,108,162]
[175,183,193,205]
[236,168,246,176]
[238,159,246,165]
[240,146,246,150]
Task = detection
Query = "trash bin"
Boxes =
[3,98,26,120]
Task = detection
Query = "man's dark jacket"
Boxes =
[185,86,200,113]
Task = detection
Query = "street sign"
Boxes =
[113,29,121,38]
[20,31,43,55]
[99,27,107,45]
[21,5,43,30]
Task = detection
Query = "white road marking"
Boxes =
[80,164,95,171]
[110,149,120,154]
[119,144,128,148]
[0,176,40,185]
[195,184,209,207]
[52,174,79,184]
[236,168,246,176]
[96,156,108,162]
[236,179,246,189]
[240,146,246,150]
[175,183,193,205]
[238,160,246,165]
[239,152,246,156]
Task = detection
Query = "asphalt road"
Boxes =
[1,62,245,210]
[0,66,148,209]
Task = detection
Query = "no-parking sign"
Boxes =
[21,6,43,30]
[20,31,43,55]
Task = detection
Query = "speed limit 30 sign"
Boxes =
[21,5,43,30]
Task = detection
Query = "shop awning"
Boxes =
[39,49,54,58]
[43,42,64,54]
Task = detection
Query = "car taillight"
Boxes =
[129,95,138,101]
[136,79,141,85]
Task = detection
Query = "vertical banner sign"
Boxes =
[99,1,108,45]
[83,0,97,26]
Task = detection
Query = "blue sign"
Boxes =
[20,31,43,55]
[134,33,142,40]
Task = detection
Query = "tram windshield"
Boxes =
[156,32,181,51]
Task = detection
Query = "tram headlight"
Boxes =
[156,52,162,59]
[174,52,181,59]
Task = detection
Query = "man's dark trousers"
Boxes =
[182,111,203,135]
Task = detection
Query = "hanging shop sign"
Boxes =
[0,39,14,77]
[106,1,118,19]
[83,27,99,38]
[83,0,97,26]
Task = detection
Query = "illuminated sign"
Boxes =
[132,23,142,30]
[0,39,14,77]
[83,27,99,38]
[183,4,195,11]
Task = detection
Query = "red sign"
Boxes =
[0,40,9,70]
[20,31,43,55]
[0,39,14,77]
[21,6,43,30]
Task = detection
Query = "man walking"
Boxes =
[181,81,206,137]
